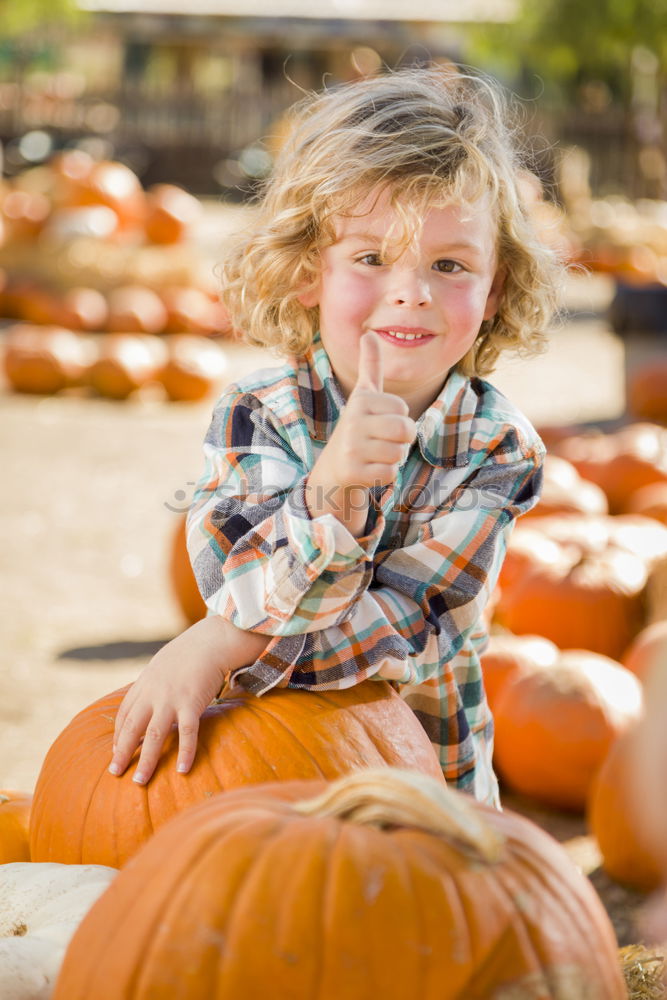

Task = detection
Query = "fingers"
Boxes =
[175,713,201,776]
[365,413,416,444]
[109,701,155,779]
[355,332,383,394]
[357,438,407,467]
[129,710,175,785]
[110,705,200,784]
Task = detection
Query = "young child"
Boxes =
[110,66,562,803]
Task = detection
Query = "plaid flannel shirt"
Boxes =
[187,333,544,805]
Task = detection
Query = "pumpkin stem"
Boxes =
[292,768,504,864]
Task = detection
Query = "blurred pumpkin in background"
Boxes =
[1,188,51,242]
[626,360,667,425]
[3,324,93,395]
[480,631,558,715]
[588,727,664,892]
[144,183,203,244]
[524,453,607,519]
[626,481,667,525]
[622,620,667,683]
[160,285,220,335]
[71,159,146,234]
[170,514,206,625]
[0,790,32,863]
[493,648,643,810]
[159,334,228,401]
[60,286,109,332]
[553,422,667,514]
[88,333,168,400]
[106,284,168,335]
[493,513,667,660]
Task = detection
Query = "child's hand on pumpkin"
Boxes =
[306,332,416,532]
[109,617,268,784]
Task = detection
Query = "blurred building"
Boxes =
[0,0,518,195]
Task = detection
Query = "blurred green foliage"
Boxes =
[0,0,82,37]
[465,0,667,104]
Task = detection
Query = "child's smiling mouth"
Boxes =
[373,326,436,346]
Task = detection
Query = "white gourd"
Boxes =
[0,862,117,1000]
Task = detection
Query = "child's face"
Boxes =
[302,186,503,417]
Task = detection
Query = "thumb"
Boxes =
[354,332,383,393]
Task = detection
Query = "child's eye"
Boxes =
[356,253,383,266]
[433,259,463,274]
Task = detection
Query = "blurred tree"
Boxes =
[0,0,81,37]
[465,0,667,104]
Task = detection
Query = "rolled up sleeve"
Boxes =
[186,390,385,636]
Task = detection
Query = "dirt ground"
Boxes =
[1,267,664,950]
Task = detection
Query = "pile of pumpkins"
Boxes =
[1,322,229,403]
[167,425,667,838]
[3,429,667,996]
[0,680,634,998]
[570,194,667,287]
[0,150,234,403]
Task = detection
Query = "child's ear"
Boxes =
[483,266,506,321]
[297,280,320,309]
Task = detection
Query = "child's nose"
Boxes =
[387,268,432,307]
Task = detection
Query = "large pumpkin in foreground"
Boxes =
[53,769,626,1000]
[30,682,443,868]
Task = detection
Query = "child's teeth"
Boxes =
[386,331,424,340]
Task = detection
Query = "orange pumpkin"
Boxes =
[627,360,667,425]
[587,729,663,892]
[523,453,607,519]
[48,148,95,205]
[72,159,146,233]
[60,286,109,332]
[144,183,202,245]
[1,188,51,241]
[622,619,667,683]
[12,283,69,327]
[493,649,643,810]
[158,334,228,401]
[106,284,168,335]
[626,481,667,525]
[493,512,667,659]
[53,769,626,1000]
[160,285,221,335]
[480,631,558,715]
[630,654,667,875]
[88,333,167,399]
[29,682,444,868]
[0,790,32,863]
[553,422,667,514]
[2,324,93,395]
[169,515,206,624]
[14,283,107,332]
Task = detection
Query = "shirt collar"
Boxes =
[415,369,480,468]
[298,333,478,468]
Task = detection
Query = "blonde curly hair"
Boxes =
[222,65,564,377]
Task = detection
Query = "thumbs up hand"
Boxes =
[354,328,385,394]
[341,331,417,487]
[306,333,417,535]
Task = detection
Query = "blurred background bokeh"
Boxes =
[1,0,665,204]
